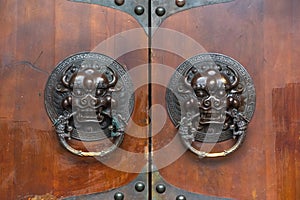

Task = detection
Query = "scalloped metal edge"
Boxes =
[62,166,232,200]
[68,0,234,36]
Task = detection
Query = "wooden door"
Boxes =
[0,0,149,199]
[1,0,299,200]
[152,0,300,199]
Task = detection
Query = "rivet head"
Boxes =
[155,7,166,17]
[156,184,166,194]
[114,0,125,6]
[176,195,186,200]
[135,181,145,192]
[176,0,186,7]
[134,5,145,15]
[114,192,124,200]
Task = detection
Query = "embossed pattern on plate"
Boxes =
[45,52,134,142]
[166,53,255,143]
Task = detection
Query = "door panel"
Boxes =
[0,0,148,199]
[152,0,299,199]
[273,83,300,200]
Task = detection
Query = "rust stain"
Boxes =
[252,189,257,200]
[28,194,57,200]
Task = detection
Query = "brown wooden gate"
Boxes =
[0,0,299,199]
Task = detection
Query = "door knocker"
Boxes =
[166,53,255,158]
[45,52,134,157]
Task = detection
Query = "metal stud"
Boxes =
[114,0,125,6]
[155,7,166,17]
[176,0,186,7]
[176,195,186,200]
[134,5,145,15]
[156,184,166,194]
[114,192,124,200]
[135,181,145,192]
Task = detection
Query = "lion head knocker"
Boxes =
[45,52,134,157]
[60,62,120,140]
[166,53,255,158]
[187,66,246,138]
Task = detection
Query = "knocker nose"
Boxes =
[212,98,221,108]
[80,94,98,107]
[203,95,225,110]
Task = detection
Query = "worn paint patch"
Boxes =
[28,194,57,200]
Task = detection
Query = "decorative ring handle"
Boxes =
[58,133,124,157]
[52,111,125,157]
[166,53,256,158]
[44,52,134,157]
[180,131,245,158]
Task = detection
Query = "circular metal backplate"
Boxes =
[166,53,256,143]
[45,52,134,141]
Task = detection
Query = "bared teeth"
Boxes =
[78,109,97,118]
[200,111,226,123]
[75,109,99,122]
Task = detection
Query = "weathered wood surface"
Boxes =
[152,0,300,199]
[0,0,148,199]
[0,0,299,199]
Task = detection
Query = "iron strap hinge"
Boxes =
[68,0,234,35]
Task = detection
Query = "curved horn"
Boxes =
[222,66,240,90]
[184,76,191,87]
[185,67,200,88]
[108,69,118,88]
[225,66,239,90]
[231,70,239,88]
[61,74,70,87]
[62,73,77,89]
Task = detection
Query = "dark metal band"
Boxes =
[69,0,234,35]
[62,167,232,200]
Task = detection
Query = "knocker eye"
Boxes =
[195,89,208,98]
[72,88,85,97]
[96,88,106,96]
[216,89,226,98]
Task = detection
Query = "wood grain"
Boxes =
[0,0,299,199]
[152,0,300,199]
[0,0,148,199]
[273,83,300,200]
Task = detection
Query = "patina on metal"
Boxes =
[44,52,134,157]
[166,53,256,158]
[68,0,234,35]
